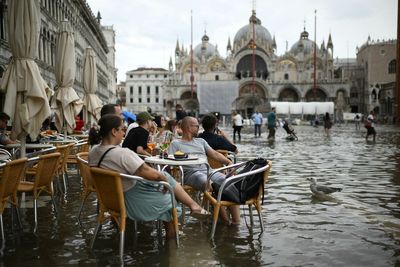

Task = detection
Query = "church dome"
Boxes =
[290,29,319,56]
[194,33,217,60]
[233,11,273,48]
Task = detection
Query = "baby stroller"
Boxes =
[282,120,298,141]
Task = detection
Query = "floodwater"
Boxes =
[1,123,400,266]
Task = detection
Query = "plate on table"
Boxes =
[166,154,198,161]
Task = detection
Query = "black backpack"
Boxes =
[212,158,268,204]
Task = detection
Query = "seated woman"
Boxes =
[89,114,209,240]
[157,119,177,143]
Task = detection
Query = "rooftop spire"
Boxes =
[227,36,232,51]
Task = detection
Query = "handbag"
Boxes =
[364,120,372,128]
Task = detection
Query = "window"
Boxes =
[156,97,159,103]
[284,73,289,80]
[138,86,142,94]
[215,75,219,81]
[129,75,133,78]
[147,86,150,94]
[388,59,396,74]
[130,86,133,94]
[155,86,159,94]
[138,98,142,103]
[155,74,158,78]
[130,98,133,103]
[146,74,150,78]
[164,74,167,78]
[147,97,150,103]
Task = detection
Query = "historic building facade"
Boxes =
[125,68,169,114]
[355,38,396,120]
[0,0,117,111]
[164,10,350,119]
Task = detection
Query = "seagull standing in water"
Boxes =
[307,178,342,196]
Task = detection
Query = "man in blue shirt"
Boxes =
[267,107,277,140]
[251,110,263,137]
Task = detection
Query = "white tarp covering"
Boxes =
[198,81,239,115]
[271,102,334,115]
[290,102,303,114]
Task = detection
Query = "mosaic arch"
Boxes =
[235,54,269,80]
[305,87,328,101]
[278,86,300,102]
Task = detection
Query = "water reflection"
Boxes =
[0,125,399,266]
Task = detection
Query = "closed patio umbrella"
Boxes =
[51,20,83,137]
[82,47,102,126]
[0,0,52,157]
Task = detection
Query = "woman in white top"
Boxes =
[232,110,243,142]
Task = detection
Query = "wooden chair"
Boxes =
[66,141,89,172]
[17,152,61,232]
[203,160,272,239]
[90,167,180,261]
[207,149,229,169]
[55,143,74,193]
[76,152,96,221]
[0,157,28,251]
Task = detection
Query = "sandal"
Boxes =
[190,208,211,221]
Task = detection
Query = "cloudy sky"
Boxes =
[86,0,397,82]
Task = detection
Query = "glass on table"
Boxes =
[147,135,156,155]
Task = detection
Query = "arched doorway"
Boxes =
[180,91,199,117]
[278,87,299,101]
[234,83,268,118]
[305,88,328,101]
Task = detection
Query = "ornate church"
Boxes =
[164,10,350,119]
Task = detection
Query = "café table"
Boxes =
[5,143,55,159]
[144,155,210,186]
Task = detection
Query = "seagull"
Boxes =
[307,178,342,196]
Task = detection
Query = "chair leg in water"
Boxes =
[90,223,101,249]
[255,203,264,232]
[34,199,38,232]
[211,204,221,239]
[0,214,5,253]
[119,230,125,261]
[248,204,254,225]
[14,206,23,229]
[77,195,89,221]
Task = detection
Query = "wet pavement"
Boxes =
[1,123,400,266]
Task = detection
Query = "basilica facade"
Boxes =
[164,10,350,119]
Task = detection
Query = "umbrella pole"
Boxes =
[20,135,26,158]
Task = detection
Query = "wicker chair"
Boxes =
[90,167,180,261]
[203,160,272,239]
[17,152,61,232]
[55,143,74,193]
[66,141,89,172]
[207,149,229,169]
[76,152,96,221]
[0,157,28,251]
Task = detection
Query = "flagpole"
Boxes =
[313,9,317,101]
[190,10,194,98]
